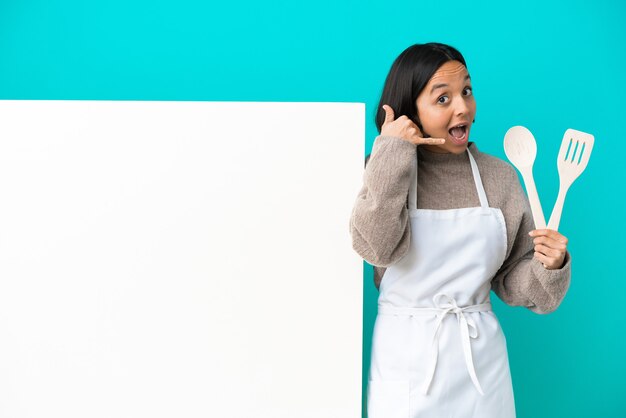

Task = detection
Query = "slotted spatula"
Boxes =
[547,129,594,231]
[503,126,547,229]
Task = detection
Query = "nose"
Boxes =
[453,95,472,117]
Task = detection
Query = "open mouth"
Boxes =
[448,124,468,145]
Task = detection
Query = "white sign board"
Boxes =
[0,100,364,418]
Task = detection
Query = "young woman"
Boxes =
[349,42,571,418]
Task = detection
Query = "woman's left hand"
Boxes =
[528,229,568,269]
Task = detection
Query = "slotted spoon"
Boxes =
[503,126,547,229]
[547,129,594,231]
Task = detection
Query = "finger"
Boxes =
[529,229,568,244]
[533,251,553,267]
[408,120,423,137]
[532,236,567,251]
[544,229,568,244]
[382,105,395,125]
[415,136,446,146]
[534,244,562,259]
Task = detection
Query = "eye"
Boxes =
[437,87,473,104]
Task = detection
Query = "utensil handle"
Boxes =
[547,183,569,231]
[521,171,546,230]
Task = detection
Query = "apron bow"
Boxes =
[422,293,488,396]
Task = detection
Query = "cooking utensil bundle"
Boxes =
[503,126,594,231]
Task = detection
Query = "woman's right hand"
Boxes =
[380,104,446,146]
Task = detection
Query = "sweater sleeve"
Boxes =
[349,135,417,267]
[490,166,572,314]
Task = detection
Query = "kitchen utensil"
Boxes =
[503,126,547,229]
[547,129,594,231]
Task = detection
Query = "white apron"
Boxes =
[367,148,516,418]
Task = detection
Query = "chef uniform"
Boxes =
[367,148,516,417]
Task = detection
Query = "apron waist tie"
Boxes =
[377,293,492,397]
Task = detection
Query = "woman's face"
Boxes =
[415,60,476,154]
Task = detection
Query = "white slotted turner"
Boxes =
[547,129,594,231]
[503,126,547,229]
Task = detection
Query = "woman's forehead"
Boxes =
[428,61,469,83]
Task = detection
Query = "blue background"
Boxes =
[1,0,624,416]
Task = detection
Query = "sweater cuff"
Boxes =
[530,250,571,286]
[526,251,571,314]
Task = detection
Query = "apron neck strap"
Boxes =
[409,147,489,210]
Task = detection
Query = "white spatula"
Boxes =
[547,129,594,231]
[503,126,547,229]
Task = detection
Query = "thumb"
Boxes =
[382,104,395,125]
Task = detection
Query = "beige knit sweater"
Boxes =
[349,135,571,314]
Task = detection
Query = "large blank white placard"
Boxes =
[0,100,364,418]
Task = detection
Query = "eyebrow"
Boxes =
[430,74,471,94]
